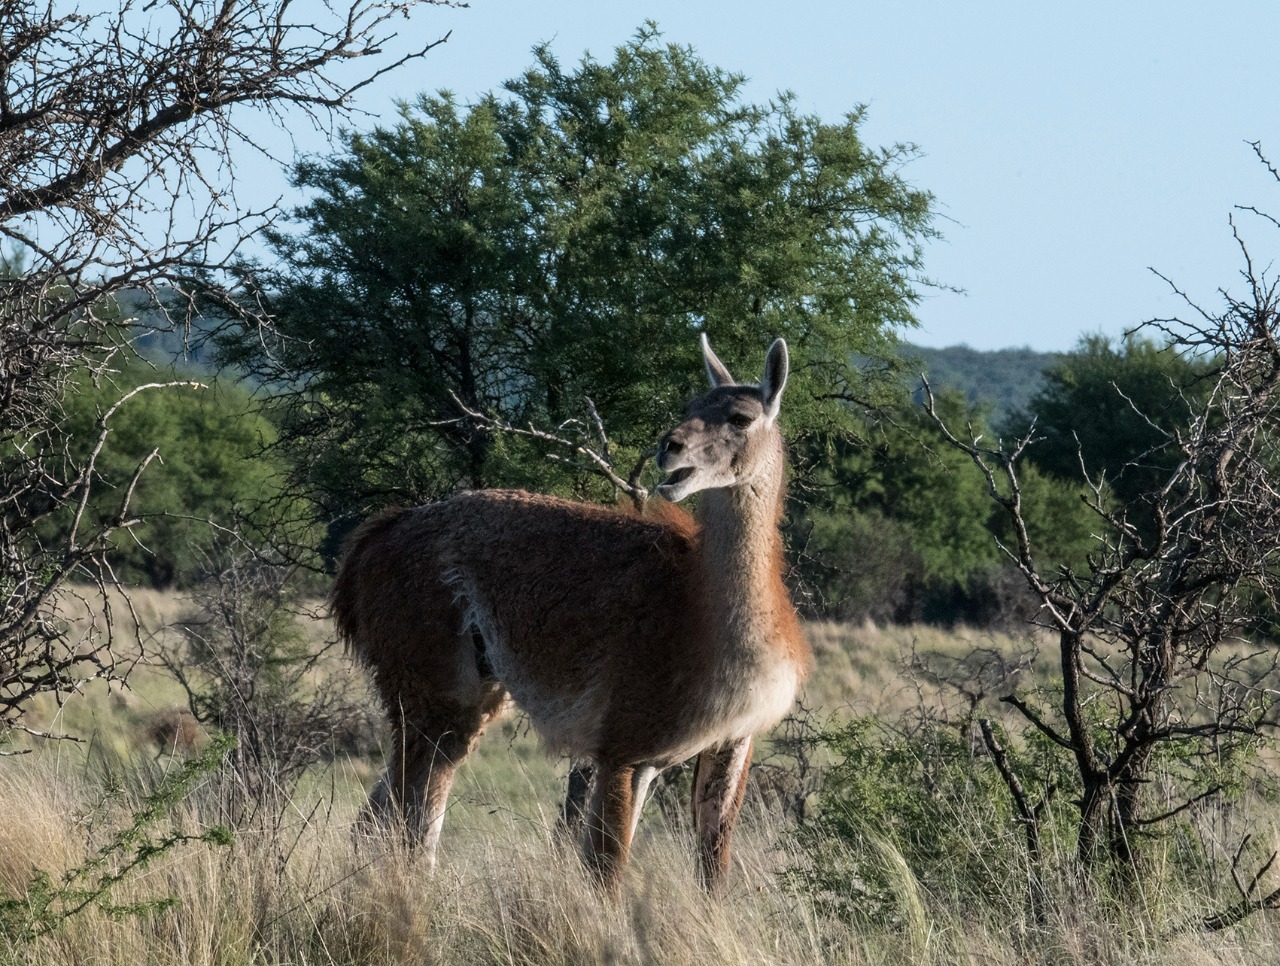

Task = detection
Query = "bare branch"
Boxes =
[440,392,652,512]
[998,694,1074,750]
[0,0,455,743]
[923,168,1280,877]
[1203,834,1280,931]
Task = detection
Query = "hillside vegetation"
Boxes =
[902,342,1058,417]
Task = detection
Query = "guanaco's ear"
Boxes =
[701,332,735,388]
[760,338,789,425]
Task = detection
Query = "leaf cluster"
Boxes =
[1004,333,1215,512]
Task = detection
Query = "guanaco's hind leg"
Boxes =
[559,762,655,841]
[691,736,753,892]
[558,762,594,834]
[362,689,504,867]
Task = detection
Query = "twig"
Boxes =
[440,392,651,511]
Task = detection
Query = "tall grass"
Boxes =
[4,743,1280,964]
[0,750,844,964]
[4,604,1280,963]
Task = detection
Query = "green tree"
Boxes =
[1004,334,1213,508]
[223,26,937,523]
[874,398,1001,588]
[795,391,1097,625]
[53,358,289,588]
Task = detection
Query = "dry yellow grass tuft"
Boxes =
[2,750,1280,964]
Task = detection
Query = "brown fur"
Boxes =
[332,336,812,891]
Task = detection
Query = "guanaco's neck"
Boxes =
[696,434,788,650]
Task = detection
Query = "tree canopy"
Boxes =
[1003,334,1213,507]
[223,26,938,523]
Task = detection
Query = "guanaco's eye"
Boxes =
[729,412,755,429]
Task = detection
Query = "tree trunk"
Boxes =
[1077,775,1109,872]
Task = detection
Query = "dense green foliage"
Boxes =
[51,358,288,588]
[789,334,1218,626]
[793,391,1096,625]
[221,26,937,522]
[1004,334,1213,506]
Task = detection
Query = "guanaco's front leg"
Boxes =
[583,763,637,894]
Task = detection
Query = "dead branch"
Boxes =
[1203,835,1280,931]
[923,150,1280,877]
[440,391,653,512]
[0,0,455,743]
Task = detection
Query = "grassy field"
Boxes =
[3,591,1280,963]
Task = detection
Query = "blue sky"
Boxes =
[239,1,1280,351]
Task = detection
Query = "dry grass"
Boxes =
[0,751,844,965]
[3,594,1280,962]
[4,751,1280,965]
[802,619,1051,716]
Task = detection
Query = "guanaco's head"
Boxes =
[655,334,789,503]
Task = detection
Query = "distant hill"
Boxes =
[117,289,222,372]
[899,343,1059,418]
[113,289,1059,420]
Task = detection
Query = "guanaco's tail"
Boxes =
[330,506,412,660]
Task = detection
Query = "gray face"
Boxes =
[656,386,771,502]
[655,335,789,503]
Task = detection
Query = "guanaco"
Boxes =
[331,335,811,891]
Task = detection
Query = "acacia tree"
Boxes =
[0,0,456,745]
[220,25,938,527]
[926,163,1280,890]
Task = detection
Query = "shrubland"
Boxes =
[5,5,1280,962]
[4,605,1280,964]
